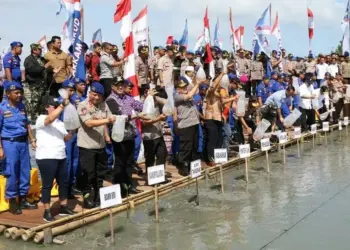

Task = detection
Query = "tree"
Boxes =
[334,41,342,55]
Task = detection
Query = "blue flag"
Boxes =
[213,18,222,49]
[92,29,102,44]
[266,58,272,78]
[179,19,188,48]
[71,1,85,81]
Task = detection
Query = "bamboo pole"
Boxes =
[11,228,25,240]
[30,124,339,243]
[4,227,17,238]
[0,225,7,234]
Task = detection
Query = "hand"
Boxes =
[62,98,70,107]
[53,66,62,75]
[108,115,116,123]
[31,140,37,150]
[148,89,158,96]
[44,61,51,69]
[123,57,128,63]
[0,148,5,160]
[280,117,284,124]
[159,114,167,120]
[105,135,112,144]
[247,127,253,134]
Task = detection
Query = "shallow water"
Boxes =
[2,130,350,250]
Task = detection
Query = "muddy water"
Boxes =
[2,130,350,250]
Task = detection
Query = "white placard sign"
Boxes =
[239,144,251,159]
[339,121,343,131]
[99,184,122,209]
[190,160,202,178]
[294,127,301,139]
[278,132,288,144]
[344,117,349,126]
[214,149,228,164]
[322,122,329,132]
[147,164,165,185]
[311,124,317,134]
[260,138,271,151]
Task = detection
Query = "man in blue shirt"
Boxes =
[264,86,296,130]
[71,78,87,107]
[271,74,287,93]
[0,81,37,214]
[256,76,272,106]
[3,42,23,82]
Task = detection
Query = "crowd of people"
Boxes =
[0,36,349,222]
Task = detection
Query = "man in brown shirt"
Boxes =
[44,36,72,96]
[304,54,316,74]
[157,47,174,87]
[235,49,248,75]
[135,45,152,87]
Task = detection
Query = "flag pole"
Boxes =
[81,5,85,42]
[348,0,350,55]
[148,27,153,57]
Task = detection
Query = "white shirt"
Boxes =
[299,83,315,109]
[327,64,339,77]
[316,63,329,80]
[35,115,68,160]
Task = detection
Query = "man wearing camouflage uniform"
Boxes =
[24,43,49,122]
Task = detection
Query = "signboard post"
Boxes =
[311,124,317,149]
[278,132,288,164]
[239,144,251,183]
[344,117,349,135]
[190,160,201,206]
[294,127,301,158]
[322,122,329,146]
[147,164,165,222]
[99,184,122,244]
[260,138,271,173]
[214,149,228,193]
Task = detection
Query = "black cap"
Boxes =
[112,76,125,86]
[42,95,60,107]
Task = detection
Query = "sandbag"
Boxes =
[283,109,302,127]
[142,95,155,118]
[220,74,229,89]
[112,115,127,142]
[253,119,271,141]
[163,86,175,115]
[196,67,206,82]
[236,90,246,116]
[63,103,80,130]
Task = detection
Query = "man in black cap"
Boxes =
[24,43,50,121]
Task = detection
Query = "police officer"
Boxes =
[58,79,81,198]
[3,42,23,83]
[0,81,37,214]
[271,74,287,93]
[256,76,272,106]
[77,82,115,208]
[71,78,87,107]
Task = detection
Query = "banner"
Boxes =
[71,0,86,81]
[133,6,148,47]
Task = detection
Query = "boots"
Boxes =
[83,193,95,209]
[20,196,38,210]
[9,198,22,215]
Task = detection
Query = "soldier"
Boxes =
[24,43,50,122]
[0,81,37,214]
[135,45,151,87]
[180,50,195,77]
[304,54,316,74]
[158,46,174,87]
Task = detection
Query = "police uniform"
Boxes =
[256,80,272,104]
[3,42,23,82]
[0,81,37,214]
[157,53,174,87]
[58,79,82,196]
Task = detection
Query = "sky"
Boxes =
[0,0,348,58]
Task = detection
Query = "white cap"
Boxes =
[185,66,194,72]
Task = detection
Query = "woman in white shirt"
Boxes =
[36,96,76,222]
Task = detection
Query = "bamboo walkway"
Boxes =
[0,124,341,243]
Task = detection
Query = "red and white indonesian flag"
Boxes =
[114,0,138,96]
[194,33,204,52]
[229,7,240,52]
[204,7,214,82]
[234,26,244,50]
[38,36,48,54]
[307,8,314,52]
[133,6,148,47]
